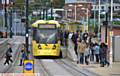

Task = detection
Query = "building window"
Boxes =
[101,6,104,10]
[95,6,96,9]
[115,6,117,9]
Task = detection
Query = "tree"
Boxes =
[14,0,25,10]
[34,0,65,8]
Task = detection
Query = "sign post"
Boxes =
[109,31,113,68]
[24,60,34,76]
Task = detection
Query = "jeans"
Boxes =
[101,57,110,66]
[95,54,99,63]
[85,55,89,65]
[80,53,84,64]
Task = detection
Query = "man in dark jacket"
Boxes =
[4,44,13,65]
[100,43,110,67]
[71,31,79,57]
[83,30,88,43]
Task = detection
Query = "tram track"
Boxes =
[55,59,88,76]
[38,59,53,76]
[55,59,100,76]
[35,58,99,76]
[36,58,100,76]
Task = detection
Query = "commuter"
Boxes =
[84,44,90,65]
[78,40,86,64]
[82,30,88,43]
[60,30,64,46]
[4,44,13,65]
[100,43,110,67]
[68,32,73,39]
[64,30,69,47]
[71,31,79,58]
[89,42,95,62]
[94,43,100,63]
[19,47,25,66]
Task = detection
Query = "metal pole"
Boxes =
[75,4,77,21]
[98,0,101,33]
[46,2,48,20]
[65,10,67,19]
[25,0,29,59]
[40,9,42,19]
[43,9,45,20]
[94,0,96,29]
[105,12,108,43]
[51,0,53,19]
[10,7,12,38]
[86,8,88,31]
[110,0,113,22]
[4,0,8,38]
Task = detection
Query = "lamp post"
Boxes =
[110,0,113,22]
[50,0,53,19]
[94,0,96,30]
[25,0,29,59]
[9,7,13,38]
[4,0,8,38]
[74,4,77,22]
[98,0,101,34]
[46,2,49,20]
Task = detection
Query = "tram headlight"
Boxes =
[52,45,56,49]
[38,44,42,49]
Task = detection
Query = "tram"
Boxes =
[31,20,62,57]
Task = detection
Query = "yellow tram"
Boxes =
[32,20,62,57]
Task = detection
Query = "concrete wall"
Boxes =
[113,36,120,62]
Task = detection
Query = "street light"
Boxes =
[25,0,29,59]
[75,4,77,21]
[3,0,8,38]
[9,6,13,38]
[50,0,53,19]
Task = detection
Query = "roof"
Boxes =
[32,20,60,28]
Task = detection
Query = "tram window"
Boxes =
[36,29,58,44]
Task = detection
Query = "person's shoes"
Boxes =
[19,64,22,66]
[107,63,110,67]
[4,63,6,66]
[100,64,104,67]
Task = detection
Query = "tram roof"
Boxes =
[32,20,60,27]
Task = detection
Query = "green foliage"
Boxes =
[35,0,65,8]
[113,15,120,18]
[14,0,25,10]
[113,21,120,25]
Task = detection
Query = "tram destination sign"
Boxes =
[38,24,56,28]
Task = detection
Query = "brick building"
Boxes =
[101,24,120,47]
[64,0,92,21]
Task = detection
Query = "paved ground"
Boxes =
[77,62,120,76]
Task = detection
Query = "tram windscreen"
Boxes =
[35,29,57,44]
